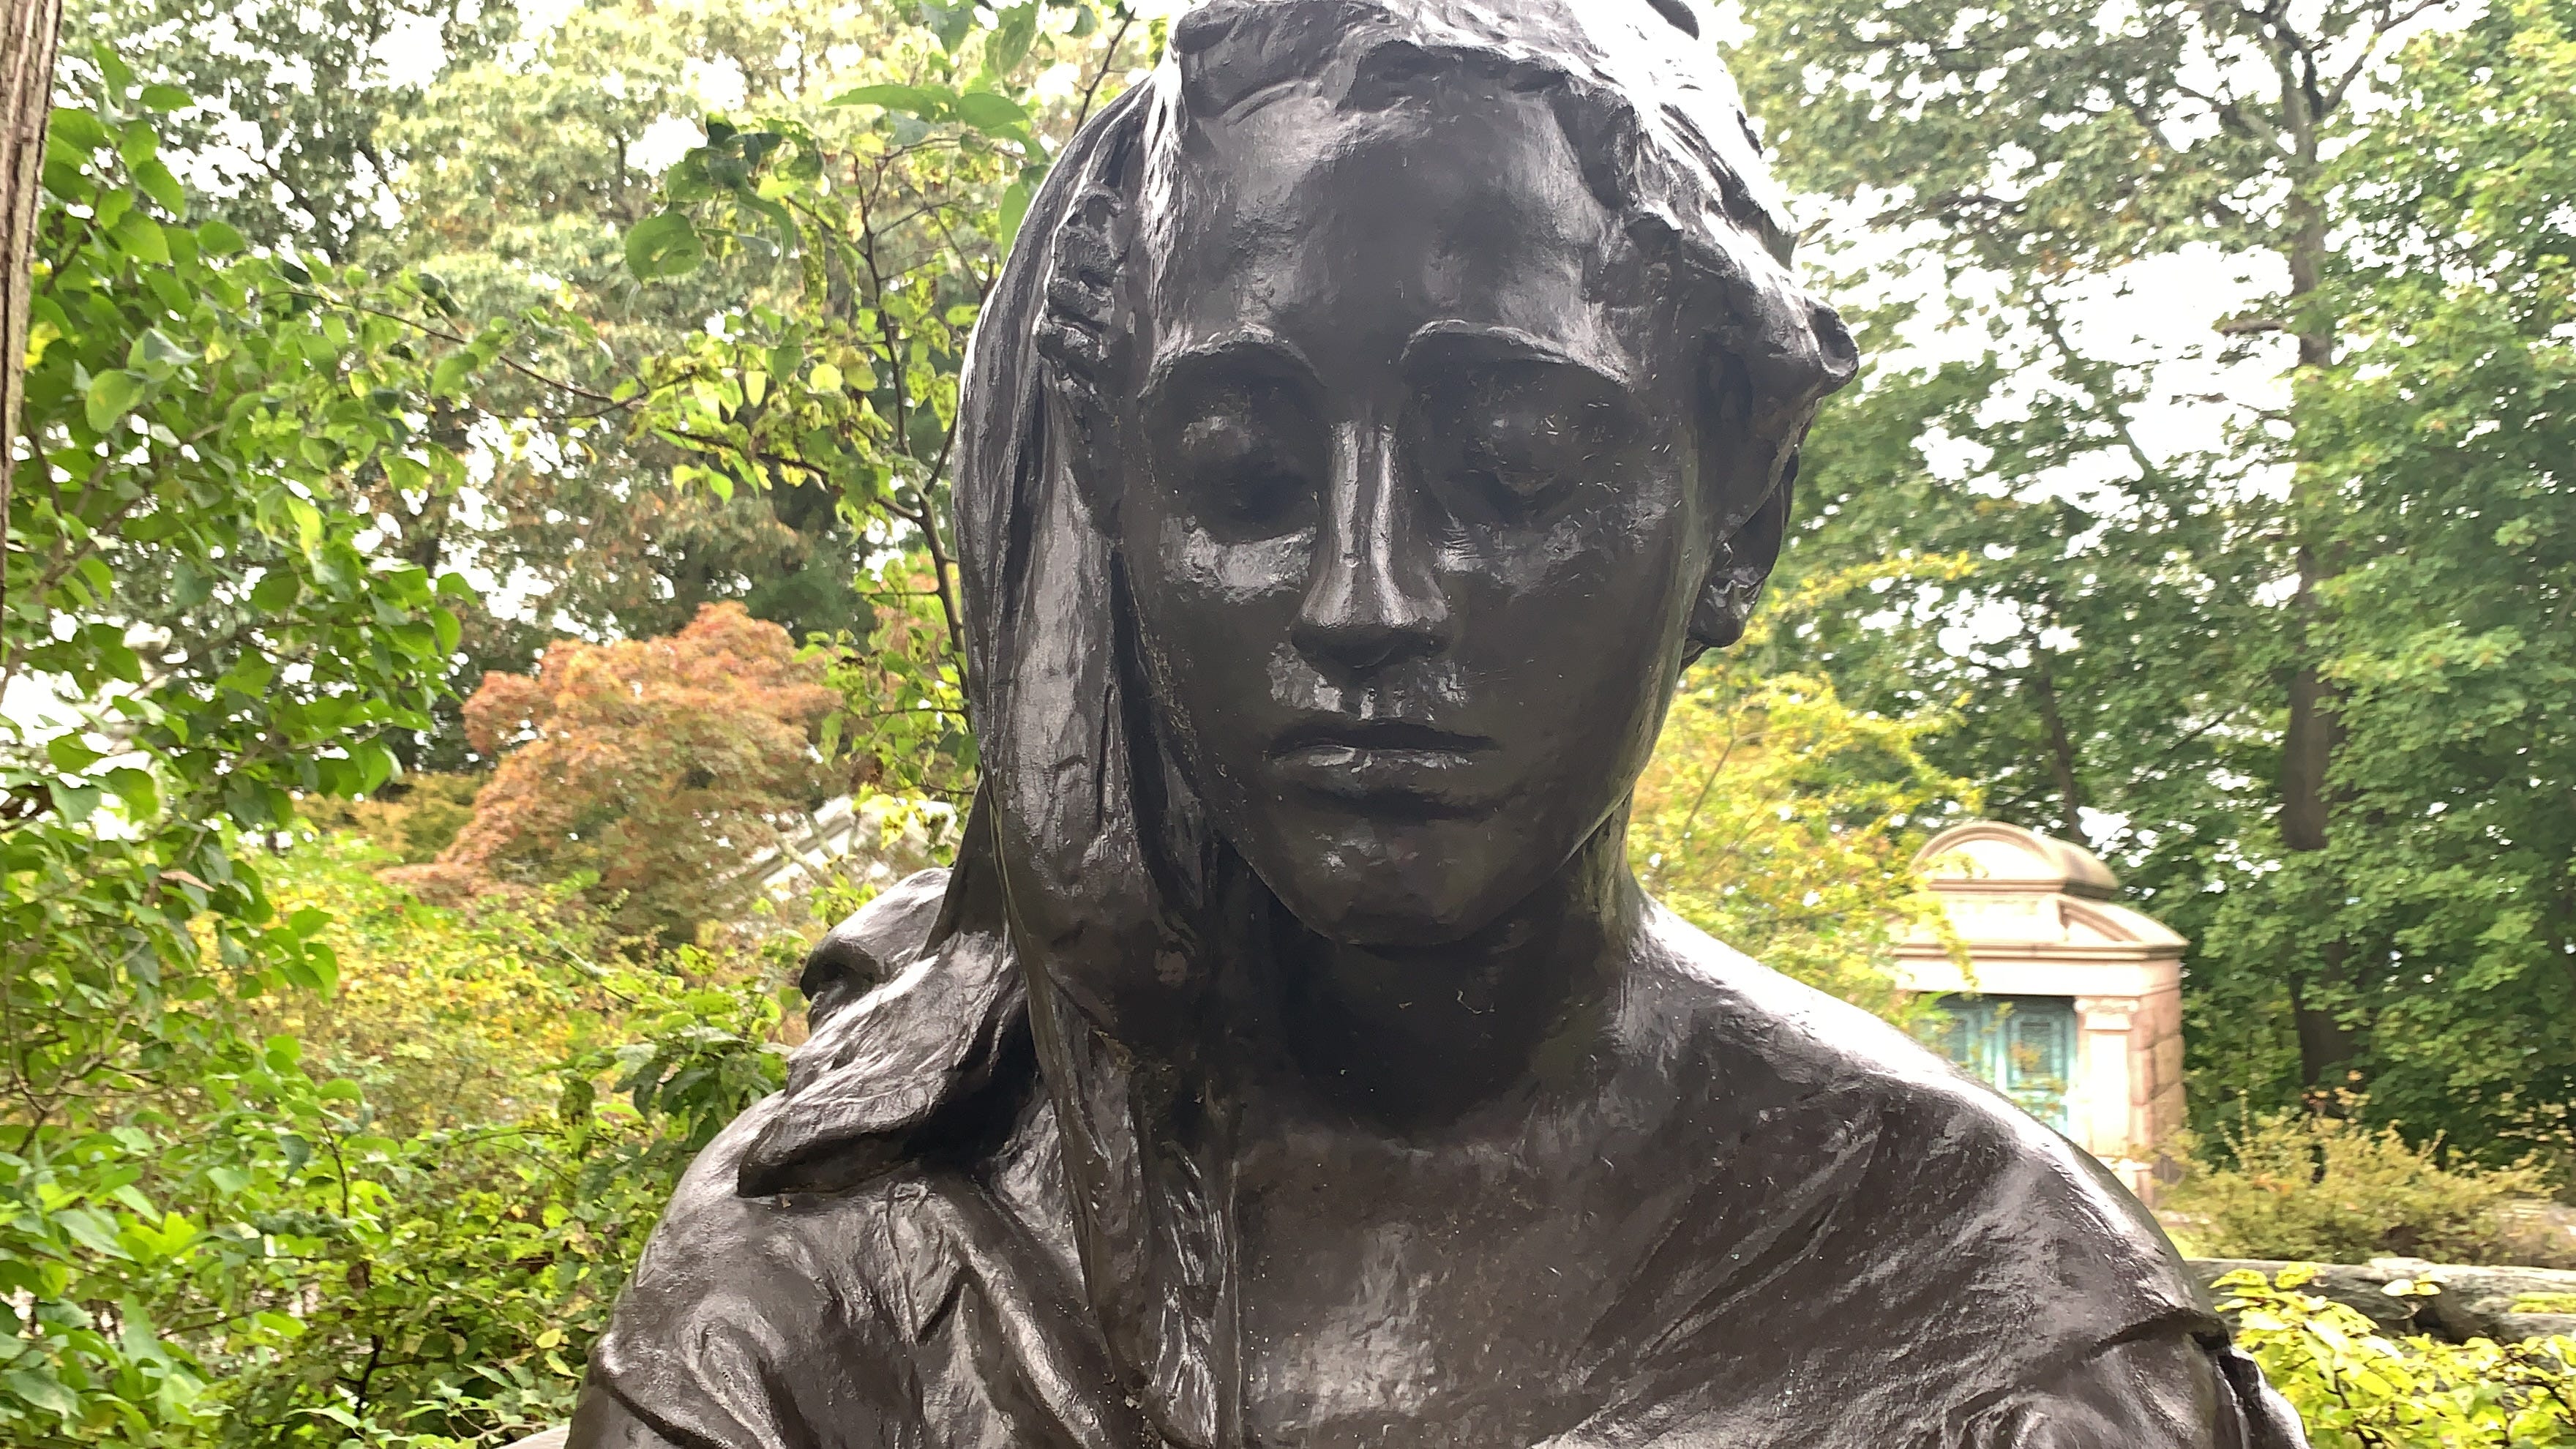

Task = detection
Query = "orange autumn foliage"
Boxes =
[396,603,839,940]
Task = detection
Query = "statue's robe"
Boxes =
[566,870,2306,1449]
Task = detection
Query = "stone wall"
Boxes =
[2189,1257,2576,1342]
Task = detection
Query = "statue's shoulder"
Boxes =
[733,866,1038,1196]
[1630,901,2199,1311]
[1631,899,2022,1128]
[1634,900,1963,1094]
[1595,907,2274,1446]
[796,866,957,1027]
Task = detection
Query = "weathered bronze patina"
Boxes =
[567,3,2310,1444]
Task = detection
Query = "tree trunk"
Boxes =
[2290,943,2360,1090]
[2278,65,2359,1087]
[0,0,64,631]
[2281,564,2359,1086]
[2029,652,2087,834]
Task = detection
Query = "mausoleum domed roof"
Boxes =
[1906,822,2184,954]
[1914,820,2122,899]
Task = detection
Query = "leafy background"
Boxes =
[4,0,2575,1442]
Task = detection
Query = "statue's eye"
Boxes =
[1453,397,1587,515]
[1411,361,1628,523]
[1166,397,1317,539]
[1414,362,1619,525]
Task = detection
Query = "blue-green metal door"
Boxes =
[1915,994,2077,1132]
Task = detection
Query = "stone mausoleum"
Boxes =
[1895,822,2188,1197]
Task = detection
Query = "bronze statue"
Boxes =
[567,3,2310,1444]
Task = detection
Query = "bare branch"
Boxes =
[1073,12,1137,133]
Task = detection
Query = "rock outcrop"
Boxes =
[2190,1257,2576,1342]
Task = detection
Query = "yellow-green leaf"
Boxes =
[84,370,147,431]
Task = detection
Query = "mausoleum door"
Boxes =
[1917,995,2078,1134]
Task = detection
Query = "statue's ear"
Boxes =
[1688,449,1797,654]
[1033,143,1138,521]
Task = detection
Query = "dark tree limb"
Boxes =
[0,0,65,640]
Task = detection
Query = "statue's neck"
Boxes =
[1022,814,1644,1448]
[1259,815,1644,1131]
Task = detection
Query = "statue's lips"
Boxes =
[1268,718,1495,817]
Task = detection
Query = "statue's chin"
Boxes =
[1255,850,1530,955]
[1226,798,1617,958]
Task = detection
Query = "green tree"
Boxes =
[2278,0,2576,1147]
[54,0,1153,778]
[0,65,493,1439]
[214,832,793,1446]
[0,10,1177,1446]
[615,1,1155,798]
[59,0,934,768]
[61,0,514,259]
[26,0,1158,793]
[358,0,902,703]
[1630,566,1979,1020]
[1736,0,2576,1150]
[0,68,796,1440]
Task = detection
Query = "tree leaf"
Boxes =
[130,327,195,371]
[105,767,159,819]
[918,1,974,51]
[286,498,324,556]
[997,179,1033,257]
[825,82,955,120]
[46,735,104,774]
[131,156,185,214]
[952,91,1030,138]
[249,569,301,612]
[108,211,168,264]
[56,1208,128,1259]
[116,119,160,169]
[46,780,101,825]
[624,210,705,280]
[985,3,1039,77]
[48,106,110,154]
[3,1369,80,1418]
[84,370,148,432]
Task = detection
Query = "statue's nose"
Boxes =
[1292,424,1451,674]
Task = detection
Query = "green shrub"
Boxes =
[2165,1098,2561,1265]
[2223,1267,2576,1446]
[192,835,804,1446]
[299,775,486,866]
[200,965,793,1448]
[10,813,796,1448]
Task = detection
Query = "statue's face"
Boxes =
[1120,81,1723,949]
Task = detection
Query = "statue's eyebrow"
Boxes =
[1141,332,1319,411]
[1399,321,1633,390]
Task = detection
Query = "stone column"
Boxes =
[2075,995,2142,1180]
